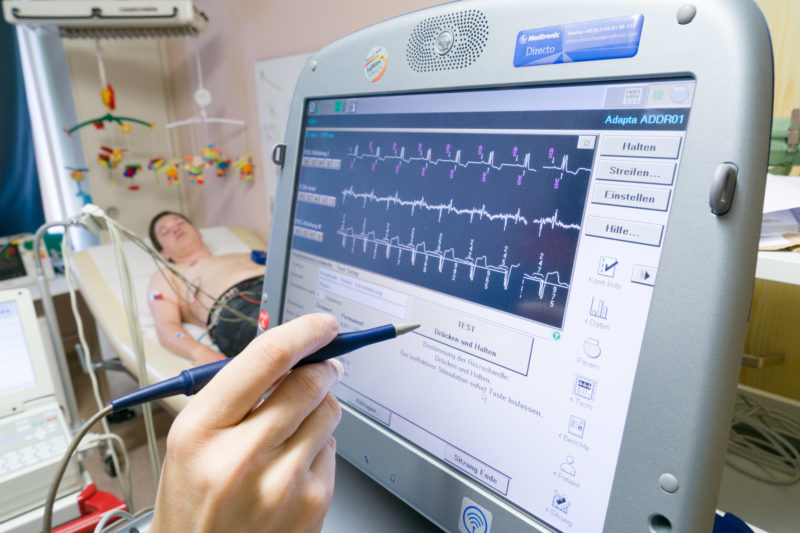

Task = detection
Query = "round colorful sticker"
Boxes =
[364,46,388,82]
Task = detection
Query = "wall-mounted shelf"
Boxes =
[756,251,800,285]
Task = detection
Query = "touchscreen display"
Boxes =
[282,79,693,531]
[0,300,37,396]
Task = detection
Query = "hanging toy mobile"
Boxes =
[66,43,154,136]
[67,83,154,135]
[165,48,246,185]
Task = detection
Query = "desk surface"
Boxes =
[717,463,800,533]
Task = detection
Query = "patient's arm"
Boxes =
[148,271,225,365]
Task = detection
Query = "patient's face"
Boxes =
[154,214,204,261]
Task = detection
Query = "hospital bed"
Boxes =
[69,226,266,414]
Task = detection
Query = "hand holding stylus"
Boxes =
[151,313,343,532]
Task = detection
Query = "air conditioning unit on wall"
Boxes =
[2,0,207,38]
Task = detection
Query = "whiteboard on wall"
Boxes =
[254,53,312,216]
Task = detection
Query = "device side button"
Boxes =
[709,162,738,216]
[271,143,287,167]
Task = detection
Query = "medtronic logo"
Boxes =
[458,498,492,533]
[518,33,528,45]
[529,31,560,41]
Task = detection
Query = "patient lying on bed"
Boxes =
[147,212,265,364]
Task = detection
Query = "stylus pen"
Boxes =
[109,322,420,412]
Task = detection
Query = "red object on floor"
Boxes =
[52,483,126,533]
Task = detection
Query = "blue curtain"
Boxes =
[0,19,44,235]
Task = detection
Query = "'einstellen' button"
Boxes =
[592,183,671,211]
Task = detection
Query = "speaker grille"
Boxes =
[406,10,488,73]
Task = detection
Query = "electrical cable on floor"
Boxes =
[727,390,800,485]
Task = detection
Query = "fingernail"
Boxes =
[329,359,344,380]
[323,313,339,333]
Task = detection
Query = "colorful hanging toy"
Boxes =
[97,146,125,186]
[156,159,181,186]
[201,145,221,165]
[66,166,92,204]
[148,157,165,185]
[183,155,206,184]
[123,164,142,190]
[200,144,232,178]
[98,146,124,169]
[101,83,115,111]
[233,154,254,180]
[216,158,231,178]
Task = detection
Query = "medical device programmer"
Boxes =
[260,0,773,531]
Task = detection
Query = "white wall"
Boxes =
[163,0,441,243]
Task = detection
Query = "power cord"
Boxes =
[62,231,132,510]
[44,405,113,533]
[727,390,800,485]
[76,432,133,504]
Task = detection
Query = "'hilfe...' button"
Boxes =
[585,216,664,246]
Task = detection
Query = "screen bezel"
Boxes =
[261,1,772,531]
[279,76,691,531]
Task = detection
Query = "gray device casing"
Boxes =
[261,0,773,531]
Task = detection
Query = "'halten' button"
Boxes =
[601,136,682,159]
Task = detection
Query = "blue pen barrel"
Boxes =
[109,323,406,412]
[110,359,231,412]
[294,324,397,367]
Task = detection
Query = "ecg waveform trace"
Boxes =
[293,130,596,328]
[337,219,527,290]
[347,143,592,180]
[340,186,582,235]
